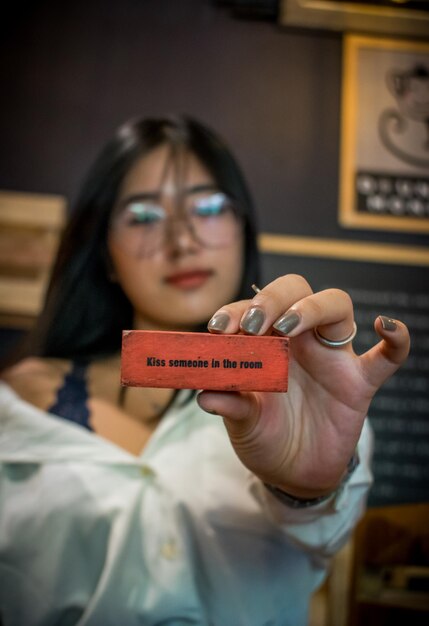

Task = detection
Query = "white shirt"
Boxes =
[0,382,372,626]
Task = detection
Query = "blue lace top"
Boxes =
[48,361,91,430]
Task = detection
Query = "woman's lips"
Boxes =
[165,270,213,289]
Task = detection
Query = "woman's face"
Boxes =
[108,144,244,331]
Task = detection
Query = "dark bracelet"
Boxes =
[264,451,360,509]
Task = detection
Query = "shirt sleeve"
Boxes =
[249,418,373,561]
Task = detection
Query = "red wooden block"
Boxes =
[121,330,289,392]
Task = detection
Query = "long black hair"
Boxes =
[31,115,261,360]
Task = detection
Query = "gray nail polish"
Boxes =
[208,312,230,332]
[240,307,265,334]
[273,311,301,335]
[379,316,397,331]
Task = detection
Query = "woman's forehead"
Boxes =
[120,144,215,198]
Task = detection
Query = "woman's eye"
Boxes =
[126,203,164,225]
[194,193,230,217]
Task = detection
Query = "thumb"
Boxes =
[196,390,261,437]
[197,390,291,485]
[359,315,410,391]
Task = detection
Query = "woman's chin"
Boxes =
[133,307,212,332]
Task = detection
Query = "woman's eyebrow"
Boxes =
[185,184,219,195]
[119,184,219,207]
[118,192,160,207]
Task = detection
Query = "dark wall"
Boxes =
[1,0,343,239]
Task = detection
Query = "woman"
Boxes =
[0,116,410,625]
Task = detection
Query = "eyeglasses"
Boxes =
[109,191,242,257]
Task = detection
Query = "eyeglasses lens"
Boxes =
[111,192,241,256]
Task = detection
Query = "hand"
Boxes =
[197,275,410,499]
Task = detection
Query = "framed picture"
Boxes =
[339,35,429,233]
[279,0,429,39]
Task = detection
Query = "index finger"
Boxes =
[207,274,313,335]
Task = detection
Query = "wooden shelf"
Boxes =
[357,589,429,611]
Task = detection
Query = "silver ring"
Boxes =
[314,322,357,348]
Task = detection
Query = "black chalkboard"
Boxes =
[262,252,429,507]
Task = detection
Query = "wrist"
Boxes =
[264,451,360,509]
[264,483,336,508]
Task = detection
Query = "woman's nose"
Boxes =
[163,214,201,255]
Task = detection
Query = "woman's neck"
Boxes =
[133,313,195,333]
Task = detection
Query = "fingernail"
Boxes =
[208,312,230,332]
[196,391,218,415]
[273,310,301,335]
[379,316,397,331]
[240,307,265,334]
